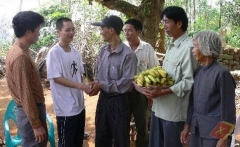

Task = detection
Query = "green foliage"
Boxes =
[39,4,71,26]
[31,4,71,50]
[195,2,220,30]
[31,27,57,50]
[143,2,153,15]
[222,0,240,26]
[0,40,11,57]
[0,19,12,57]
[164,0,240,47]
[226,26,240,48]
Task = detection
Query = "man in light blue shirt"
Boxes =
[142,6,198,147]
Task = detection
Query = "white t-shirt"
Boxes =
[46,43,85,116]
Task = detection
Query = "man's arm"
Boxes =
[13,56,42,128]
[53,77,91,93]
[170,47,197,97]
[13,56,47,142]
[98,53,137,93]
[141,85,172,99]
[90,52,137,95]
[46,49,91,93]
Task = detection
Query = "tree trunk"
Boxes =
[95,0,165,53]
[219,0,222,28]
[19,0,23,11]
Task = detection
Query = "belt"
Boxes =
[17,103,44,107]
[100,91,125,97]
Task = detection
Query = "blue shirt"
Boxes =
[152,32,198,121]
[96,41,137,93]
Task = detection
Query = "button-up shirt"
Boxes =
[125,40,159,74]
[96,41,137,93]
[5,41,45,128]
[152,32,198,122]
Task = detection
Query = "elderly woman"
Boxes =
[180,30,236,147]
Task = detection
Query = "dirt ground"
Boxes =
[0,78,98,147]
[2,76,240,147]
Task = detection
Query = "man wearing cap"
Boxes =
[90,15,137,147]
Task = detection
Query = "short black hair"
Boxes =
[12,11,44,38]
[56,17,72,30]
[124,19,143,31]
[160,6,188,31]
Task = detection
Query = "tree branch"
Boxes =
[97,0,139,17]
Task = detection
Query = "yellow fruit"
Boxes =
[153,66,162,70]
[149,70,158,77]
[157,70,167,78]
[168,80,174,85]
[155,77,160,83]
[160,77,166,84]
[144,75,151,84]
[134,75,139,80]
[147,75,157,84]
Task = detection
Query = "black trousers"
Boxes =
[56,109,85,147]
[128,88,149,147]
[95,91,130,147]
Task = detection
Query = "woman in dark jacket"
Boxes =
[181,30,236,147]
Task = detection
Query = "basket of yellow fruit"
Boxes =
[133,66,174,93]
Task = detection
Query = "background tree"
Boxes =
[30,4,71,50]
[90,0,166,53]
[222,0,240,47]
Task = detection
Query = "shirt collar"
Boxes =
[14,41,29,52]
[171,32,189,48]
[107,41,124,54]
[124,38,143,51]
[136,39,143,50]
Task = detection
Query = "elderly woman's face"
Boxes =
[192,39,205,62]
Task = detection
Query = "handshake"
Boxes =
[80,81,100,96]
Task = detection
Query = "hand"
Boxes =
[82,83,92,94]
[141,85,167,99]
[88,82,101,96]
[33,126,47,143]
[180,124,190,145]
[216,139,228,147]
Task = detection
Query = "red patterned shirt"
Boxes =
[5,41,45,129]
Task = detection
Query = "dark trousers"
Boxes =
[17,104,48,147]
[128,88,148,147]
[189,127,232,147]
[95,92,130,147]
[56,109,85,147]
[149,112,184,147]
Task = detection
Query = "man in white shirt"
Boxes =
[46,17,91,147]
[123,18,159,147]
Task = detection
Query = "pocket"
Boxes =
[108,64,119,80]
[164,60,180,77]
[137,59,148,71]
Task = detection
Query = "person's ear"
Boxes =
[57,29,61,37]
[177,21,182,29]
[109,28,115,34]
[137,30,141,35]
